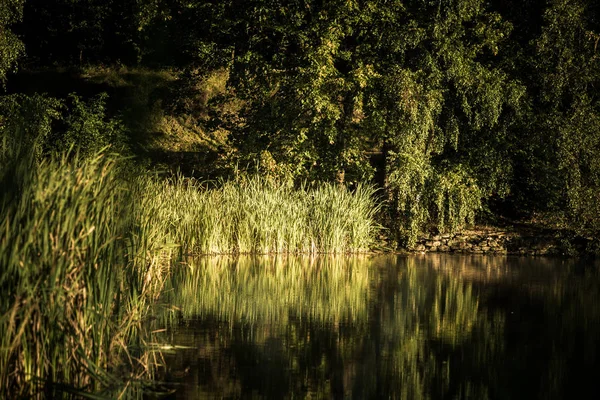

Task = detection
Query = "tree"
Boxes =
[219,0,378,183]
[186,0,524,243]
[532,0,600,231]
[360,0,523,243]
[0,0,24,84]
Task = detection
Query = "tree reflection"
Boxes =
[154,255,600,399]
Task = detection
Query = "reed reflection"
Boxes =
[154,255,600,399]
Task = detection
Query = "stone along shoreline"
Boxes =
[408,228,599,256]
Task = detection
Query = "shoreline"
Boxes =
[402,226,599,257]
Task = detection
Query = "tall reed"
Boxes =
[139,175,381,255]
[0,152,167,398]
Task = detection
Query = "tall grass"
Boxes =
[139,175,381,255]
[0,149,380,396]
[0,152,168,398]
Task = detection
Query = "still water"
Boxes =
[154,255,600,399]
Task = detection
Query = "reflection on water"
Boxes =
[154,255,600,399]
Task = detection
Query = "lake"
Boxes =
[152,254,600,399]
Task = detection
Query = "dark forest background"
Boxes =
[2,0,600,244]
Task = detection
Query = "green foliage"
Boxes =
[0,94,62,211]
[6,0,600,239]
[357,0,519,243]
[0,0,24,84]
[0,143,381,394]
[205,0,523,243]
[6,0,600,395]
[215,0,385,182]
[431,165,483,233]
[555,98,600,232]
[388,158,482,246]
[528,0,600,232]
[61,93,128,156]
[0,93,61,161]
[0,92,128,162]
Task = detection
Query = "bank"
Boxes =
[406,226,600,257]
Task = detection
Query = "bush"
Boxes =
[388,160,482,247]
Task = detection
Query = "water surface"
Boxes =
[155,255,600,399]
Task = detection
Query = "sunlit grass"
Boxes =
[140,175,381,255]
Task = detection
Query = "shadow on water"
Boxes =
[152,255,600,399]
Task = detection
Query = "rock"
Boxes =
[404,229,590,256]
[468,236,481,244]
[450,240,468,249]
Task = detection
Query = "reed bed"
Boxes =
[0,153,169,398]
[0,151,381,397]
[139,175,381,255]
